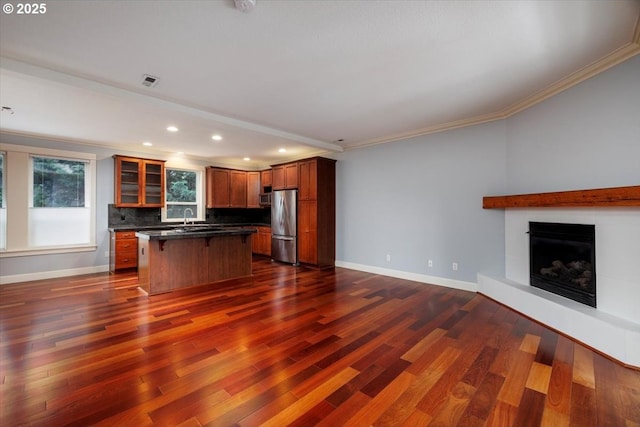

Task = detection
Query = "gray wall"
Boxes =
[336,55,639,284]
[336,121,508,283]
[506,55,640,192]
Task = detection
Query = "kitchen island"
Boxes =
[135,226,255,295]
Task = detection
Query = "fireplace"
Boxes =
[529,222,596,307]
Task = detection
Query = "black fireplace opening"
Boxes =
[529,222,596,308]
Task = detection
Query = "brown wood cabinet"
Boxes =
[297,157,336,268]
[138,233,253,295]
[246,171,261,208]
[206,167,247,208]
[229,170,247,208]
[114,155,165,207]
[252,226,271,256]
[298,159,318,201]
[260,169,272,192]
[109,230,138,273]
[272,162,298,190]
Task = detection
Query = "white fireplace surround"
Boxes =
[478,207,640,368]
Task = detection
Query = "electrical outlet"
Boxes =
[386,253,391,262]
[452,262,458,271]
[428,259,433,268]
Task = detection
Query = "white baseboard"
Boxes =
[0,264,110,285]
[335,260,477,293]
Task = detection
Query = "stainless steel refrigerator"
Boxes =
[271,189,298,265]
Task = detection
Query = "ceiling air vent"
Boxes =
[141,74,159,88]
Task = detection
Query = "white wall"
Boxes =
[506,208,640,323]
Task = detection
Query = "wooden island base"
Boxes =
[137,233,253,295]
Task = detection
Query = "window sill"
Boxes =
[0,245,98,258]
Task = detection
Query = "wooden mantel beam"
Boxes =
[483,185,640,209]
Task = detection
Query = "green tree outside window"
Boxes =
[32,157,85,208]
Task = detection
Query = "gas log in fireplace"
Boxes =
[529,222,596,308]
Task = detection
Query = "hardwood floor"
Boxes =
[1,257,639,426]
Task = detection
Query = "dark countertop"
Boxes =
[135,226,256,241]
[109,223,270,232]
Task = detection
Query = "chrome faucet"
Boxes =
[183,208,194,225]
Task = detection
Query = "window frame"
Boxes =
[30,154,89,209]
[0,143,97,258]
[161,166,205,223]
[0,151,4,209]
[0,151,6,251]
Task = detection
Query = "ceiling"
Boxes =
[1,1,639,169]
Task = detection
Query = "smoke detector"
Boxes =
[234,0,256,13]
[141,74,159,88]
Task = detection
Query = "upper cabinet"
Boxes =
[114,155,165,207]
[298,158,318,201]
[272,162,298,190]
[247,171,261,208]
[260,169,272,192]
[206,167,229,208]
[206,167,247,208]
[229,170,247,208]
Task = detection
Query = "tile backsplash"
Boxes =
[108,205,162,227]
[108,205,271,227]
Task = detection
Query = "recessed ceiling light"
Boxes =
[243,157,251,161]
[142,141,153,146]
[211,134,222,141]
[166,126,178,132]
[177,151,184,155]
[278,148,287,153]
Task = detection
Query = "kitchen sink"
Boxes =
[171,225,224,233]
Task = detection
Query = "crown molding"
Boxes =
[348,111,508,150]
[500,41,640,118]
[346,15,640,152]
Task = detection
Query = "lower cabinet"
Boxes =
[252,226,271,256]
[298,198,335,268]
[110,230,138,272]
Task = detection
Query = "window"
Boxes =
[29,156,91,247]
[32,157,86,207]
[0,152,5,250]
[0,143,96,256]
[163,167,203,222]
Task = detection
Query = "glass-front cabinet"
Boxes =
[143,161,163,205]
[114,155,165,207]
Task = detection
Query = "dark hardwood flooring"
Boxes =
[1,257,639,426]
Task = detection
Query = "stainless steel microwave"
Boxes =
[259,192,271,207]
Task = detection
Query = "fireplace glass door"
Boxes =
[529,222,596,308]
